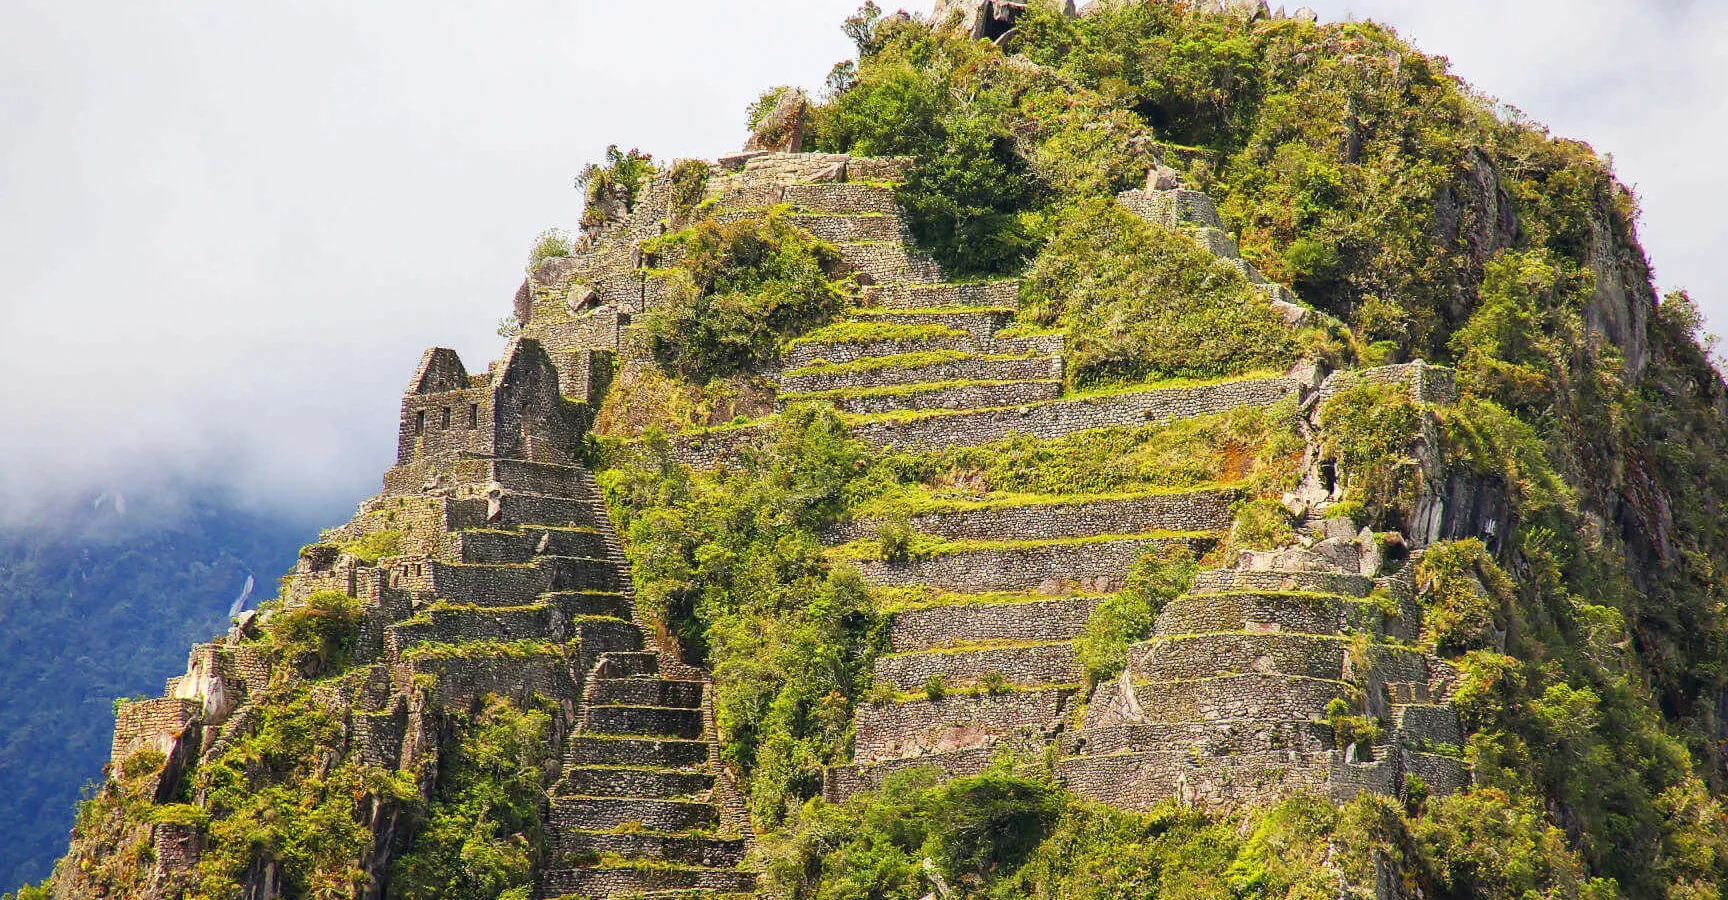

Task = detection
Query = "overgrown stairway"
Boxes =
[338,460,754,900]
[823,486,1240,799]
[1058,514,1472,810]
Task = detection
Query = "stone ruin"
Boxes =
[72,3,1493,895]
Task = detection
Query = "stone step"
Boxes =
[565,736,710,770]
[780,379,1063,416]
[848,533,1215,594]
[781,332,975,369]
[552,830,747,869]
[541,590,632,619]
[823,487,1238,545]
[389,605,639,654]
[446,491,608,531]
[584,705,706,739]
[422,557,626,606]
[781,182,900,215]
[671,375,1300,466]
[449,527,611,564]
[787,212,904,243]
[559,766,715,799]
[1117,673,1351,725]
[589,677,705,709]
[548,796,718,833]
[852,688,1077,765]
[1189,568,1374,597]
[835,241,944,285]
[776,352,1061,394]
[539,863,755,899]
[887,595,1102,653]
[1154,590,1385,638]
[847,308,1015,342]
[874,642,1080,692]
[594,651,661,679]
[871,281,1021,311]
[1069,719,1335,757]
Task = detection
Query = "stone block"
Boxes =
[855,535,1213,594]
[778,353,1062,395]
[854,689,1075,764]
[887,596,1101,652]
[785,379,1062,416]
[875,643,1081,691]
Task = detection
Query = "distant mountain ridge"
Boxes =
[0,489,309,886]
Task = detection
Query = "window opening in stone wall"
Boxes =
[441,407,451,429]
[415,410,425,436]
[469,403,479,429]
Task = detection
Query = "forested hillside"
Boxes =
[0,493,305,887]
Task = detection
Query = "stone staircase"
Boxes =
[823,488,1237,799]
[1058,516,1471,811]
[343,461,755,900]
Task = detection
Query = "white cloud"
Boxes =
[0,0,1721,522]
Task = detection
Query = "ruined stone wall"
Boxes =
[822,491,1238,545]
[674,376,1300,466]
[854,535,1212,594]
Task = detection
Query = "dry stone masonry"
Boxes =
[86,338,754,900]
[72,33,1485,888]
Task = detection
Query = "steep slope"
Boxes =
[31,2,1728,900]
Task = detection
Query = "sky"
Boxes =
[1,0,1723,524]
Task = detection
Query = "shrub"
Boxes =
[1021,199,1296,387]
[643,211,850,381]
[576,145,655,231]
[1231,498,1294,551]
[1319,379,1424,526]
[1418,540,1513,656]
[1075,545,1199,685]
[876,515,916,564]
[524,227,572,271]
[339,529,402,564]
[266,590,365,677]
[923,674,947,701]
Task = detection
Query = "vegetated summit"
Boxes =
[30,2,1728,899]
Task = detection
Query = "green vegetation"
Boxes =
[388,697,556,900]
[1074,545,1199,685]
[760,769,1621,900]
[525,228,573,271]
[33,3,1728,898]
[599,408,885,826]
[644,210,852,381]
[577,145,656,231]
[338,528,402,564]
[1022,198,1297,387]
[266,589,364,677]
